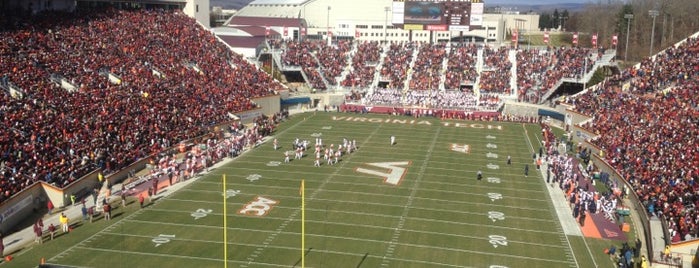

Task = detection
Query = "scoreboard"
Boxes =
[444,0,471,26]
[392,0,484,31]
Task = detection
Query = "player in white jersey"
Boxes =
[327,150,334,165]
[314,152,321,167]
[334,150,340,164]
[284,151,290,163]
[273,138,278,150]
[390,136,395,146]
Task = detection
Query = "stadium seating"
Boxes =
[569,36,699,242]
[0,8,280,202]
[444,43,478,90]
[379,42,416,90]
[341,41,381,89]
[479,47,512,94]
[408,42,446,91]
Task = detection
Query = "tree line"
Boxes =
[538,0,698,63]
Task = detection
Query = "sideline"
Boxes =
[0,116,313,265]
[522,123,584,268]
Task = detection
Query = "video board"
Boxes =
[392,0,483,31]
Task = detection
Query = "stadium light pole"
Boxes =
[648,9,659,57]
[327,6,331,45]
[623,14,633,62]
[384,6,390,44]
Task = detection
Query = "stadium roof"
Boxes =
[218,35,267,49]
[249,0,309,5]
[228,16,303,28]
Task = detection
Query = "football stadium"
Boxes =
[0,0,698,267]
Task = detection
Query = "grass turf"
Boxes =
[8,113,623,268]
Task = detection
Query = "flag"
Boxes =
[265,26,270,36]
[572,32,578,45]
[511,29,518,46]
[591,33,598,48]
[300,27,306,37]
[355,29,360,38]
[543,31,549,44]
[612,35,618,46]
[283,27,288,37]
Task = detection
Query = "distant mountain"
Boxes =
[209,0,587,13]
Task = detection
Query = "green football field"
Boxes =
[8,113,617,268]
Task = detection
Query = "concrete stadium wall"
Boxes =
[251,95,281,118]
[0,183,44,234]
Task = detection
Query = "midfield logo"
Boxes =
[238,196,279,217]
[355,161,411,186]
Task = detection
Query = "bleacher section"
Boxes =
[0,8,281,202]
[567,34,699,248]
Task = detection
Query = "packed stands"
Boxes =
[516,49,548,102]
[479,47,512,94]
[0,8,279,202]
[341,41,381,89]
[408,42,446,91]
[316,40,351,86]
[539,48,597,97]
[379,42,416,90]
[444,43,478,90]
[569,36,699,242]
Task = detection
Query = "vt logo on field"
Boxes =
[355,161,411,186]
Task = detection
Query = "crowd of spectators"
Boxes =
[444,43,478,90]
[280,39,352,90]
[569,36,699,242]
[316,40,351,86]
[408,43,446,90]
[538,47,597,99]
[478,47,512,94]
[341,41,381,89]
[0,8,280,202]
[379,42,416,89]
[357,88,501,111]
[516,49,548,102]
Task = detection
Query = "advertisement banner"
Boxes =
[449,25,469,31]
[426,25,448,31]
[403,24,424,30]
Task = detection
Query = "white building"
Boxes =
[221,0,539,50]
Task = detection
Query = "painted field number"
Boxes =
[487,177,501,184]
[266,161,282,167]
[487,193,503,202]
[488,235,508,248]
[152,234,176,247]
[224,189,241,199]
[488,211,505,222]
[191,209,213,220]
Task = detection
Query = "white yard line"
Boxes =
[241,121,383,267]
[99,226,573,266]
[380,127,440,267]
